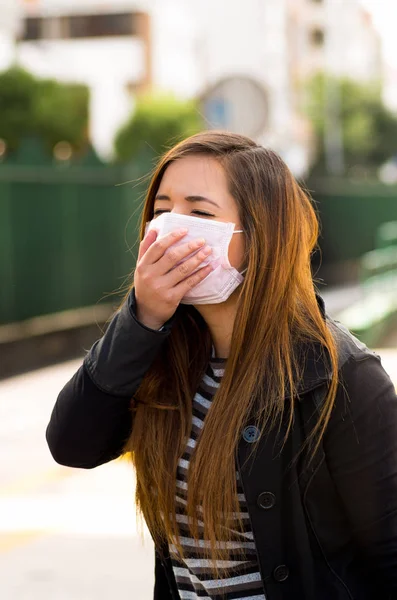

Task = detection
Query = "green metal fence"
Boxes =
[310,178,397,265]
[0,140,148,325]
[3,147,397,327]
[335,221,397,346]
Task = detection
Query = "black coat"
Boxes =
[46,293,397,599]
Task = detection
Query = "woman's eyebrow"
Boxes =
[154,194,220,208]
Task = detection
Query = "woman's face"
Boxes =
[154,155,245,270]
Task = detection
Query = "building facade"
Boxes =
[14,0,152,157]
[288,0,382,83]
[1,0,383,170]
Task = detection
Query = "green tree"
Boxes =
[306,74,397,176]
[114,94,203,162]
[0,67,89,153]
[0,67,37,150]
[35,79,89,152]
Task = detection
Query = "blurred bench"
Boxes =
[336,221,397,347]
[0,303,113,380]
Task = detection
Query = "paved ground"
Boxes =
[1,343,396,600]
[0,360,154,600]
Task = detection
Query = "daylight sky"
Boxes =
[360,0,397,107]
[361,0,397,68]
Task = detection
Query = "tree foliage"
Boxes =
[114,95,203,162]
[306,74,397,176]
[0,67,89,153]
[35,79,89,151]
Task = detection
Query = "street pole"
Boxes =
[324,0,345,176]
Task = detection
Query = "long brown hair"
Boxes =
[124,131,338,574]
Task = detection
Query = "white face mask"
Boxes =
[146,212,245,305]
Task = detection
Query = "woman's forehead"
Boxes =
[159,156,227,193]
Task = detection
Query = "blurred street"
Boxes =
[0,360,154,600]
[1,343,397,600]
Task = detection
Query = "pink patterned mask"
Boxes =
[146,212,244,305]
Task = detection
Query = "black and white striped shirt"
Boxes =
[170,356,266,599]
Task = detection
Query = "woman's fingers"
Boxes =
[165,245,212,286]
[173,264,213,297]
[134,228,213,327]
[145,237,210,282]
[138,229,158,261]
[140,228,189,265]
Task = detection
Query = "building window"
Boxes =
[22,13,138,41]
[310,28,325,47]
[68,13,137,38]
[22,18,42,41]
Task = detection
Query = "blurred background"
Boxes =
[1,0,397,598]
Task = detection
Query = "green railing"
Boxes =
[337,221,397,346]
[3,149,397,329]
[0,140,148,325]
[309,178,397,265]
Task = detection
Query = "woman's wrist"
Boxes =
[135,306,165,332]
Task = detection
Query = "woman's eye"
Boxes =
[152,209,215,217]
[192,210,215,217]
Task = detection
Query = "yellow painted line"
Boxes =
[0,458,129,554]
[0,466,77,554]
[0,531,47,554]
[0,465,76,497]
[1,455,128,498]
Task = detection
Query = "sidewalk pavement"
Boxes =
[0,360,154,600]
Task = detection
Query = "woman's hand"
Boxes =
[134,228,212,330]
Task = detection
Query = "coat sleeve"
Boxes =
[46,291,173,469]
[325,352,397,592]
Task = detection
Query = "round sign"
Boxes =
[199,75,268,138]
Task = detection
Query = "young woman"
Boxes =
[47,131,397,600]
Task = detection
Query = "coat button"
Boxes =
[257,491,276,510]
[273,565,289,582]
[242,425,260,443]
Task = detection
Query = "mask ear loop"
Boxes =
[232,230,246,274]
